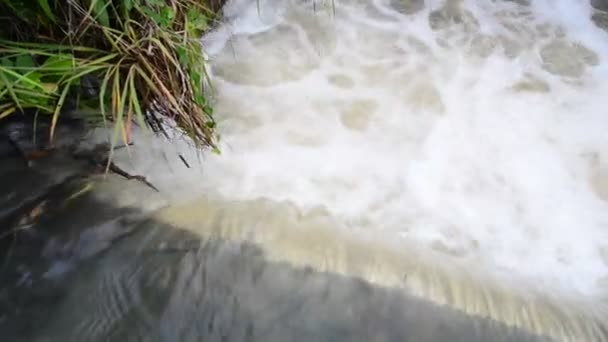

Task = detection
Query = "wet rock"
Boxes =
[327,73,355,89]
[286,130,328,146]
[590,167,608,202]
[469,34,498,58]
[540,40,599,78]
[428,5,479,32]
[405,81,445,113]
[592,10,608,31]
[511,76,551,93]
[505,0,530,5]
[340,100,377,132]
[390,0,425,15]
[498,36,522,59]
[600,246,608,267]
[591,0,608,12]
[406,36,433,56]
[428,3,481,51]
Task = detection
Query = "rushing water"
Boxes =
[18,0,608,341]
[194,0,608,297]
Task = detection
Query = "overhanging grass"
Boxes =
[0,0,223,150]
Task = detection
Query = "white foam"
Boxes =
[114,0,608,301]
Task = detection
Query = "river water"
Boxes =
[201,0,608,304]
[5,0,608,341]
[197,0,608,299]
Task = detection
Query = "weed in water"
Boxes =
[0,0,223,150]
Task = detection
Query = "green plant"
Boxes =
[0,0,221,150]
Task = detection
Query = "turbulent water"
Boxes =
[164,0,608,297]
[69,0,608,340]
[201,0,608,294]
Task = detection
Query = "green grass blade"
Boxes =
[129,66,147,131]
[0,70,22,111]
[89,0,111,27]
[37,0,57,23]
[0,65,46,90]
[50,81,72,144]
[0,106,16,120]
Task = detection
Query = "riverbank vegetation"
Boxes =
[0,0,224,151]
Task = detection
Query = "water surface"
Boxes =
[21,0,608,340]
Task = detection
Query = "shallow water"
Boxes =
[34,206,554,342]
[18,0,608,340]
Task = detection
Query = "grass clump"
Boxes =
[0,0,223,150]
